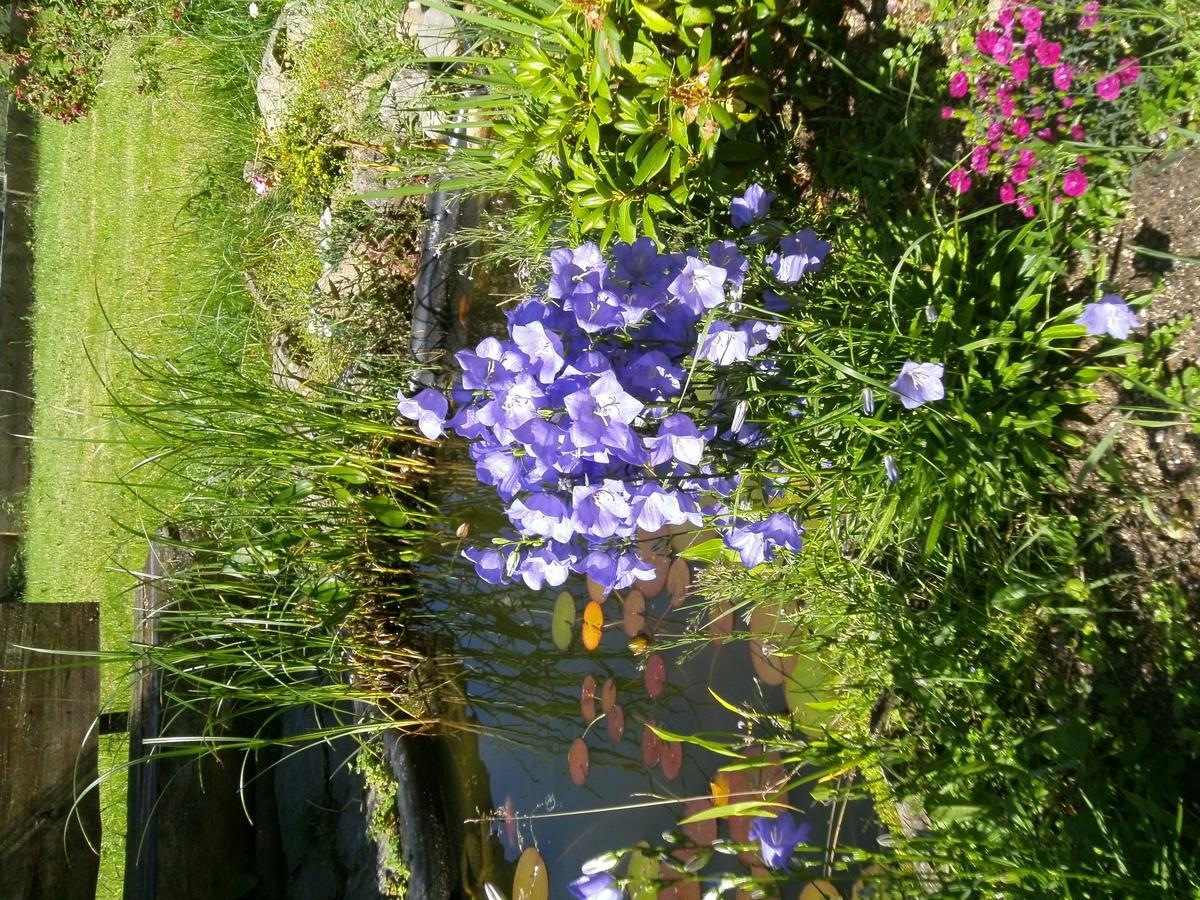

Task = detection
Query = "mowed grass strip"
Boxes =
[27,38,253,896]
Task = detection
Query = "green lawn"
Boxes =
[26,37,253,896]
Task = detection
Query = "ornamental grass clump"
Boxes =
[397,187,830,592]
[942,0,1140,216]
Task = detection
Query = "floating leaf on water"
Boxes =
[586,575,607,605]
[580,675,597,723]
[800,881,842,900]
[628,632,654,656]
[568,738,589,786]
[624,843,658,900]
[661,740,683,780]
[600,677,618,714]
[512,847,548,900]
[749,639,786,686]
[623,590,646,636]
[782,655,834,729]
[657,862,701,900]
[667,558,690,608]
[639,555,670,597]
[681,799,717,846]
[707,600,734,638]
[635,526,671,562]
[852,865,888,898]
[642,723,662,768]
[644,653,667,698]
[582,600,604,651]
[551,591,575,651]
[606,703,625,743]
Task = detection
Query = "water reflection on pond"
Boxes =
[408,463,876,898]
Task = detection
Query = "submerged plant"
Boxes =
[397,187,829,591]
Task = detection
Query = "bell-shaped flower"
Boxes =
[396,387,448,440]
[730,183,776,228]
[699,321,751,366]
[646,413,706,467]
[889,361,945,410]
[668,256,728,314]
[569,872,625,900]
[477,374,545,430]
[766,228,831,283]
[749,812,811,870]
[511,321,565,383]
[738,319,783,356]
[564,372,645,444]
[630,484,704,533]
[514,542,575,590]
[506,493,574,543]
[626,350,684,401]
[571,480,634,540]
[707,240,749,291]
[1075,294,1142,339]
[462,546,509,585]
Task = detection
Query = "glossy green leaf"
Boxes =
[633,136,672,185]
[552,591,575,650]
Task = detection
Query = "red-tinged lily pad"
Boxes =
[639,555,670,598]
[635,526,671,562]
[707,600,734,638]
[600,677,617,714]
[642,723,662,768]
[586,575,607,605]
[513,846,548,900]
[748,602,786,686]
[551,591,575,651]
[661,740,683,780]
[582,600,604,651]
[657,863,701,900]
[644,653,667,698]
[800,881,842,900]
[667,558,690,608]
[681,799,717,846]
[580,675,597,723]
[568,738,589,786]
[606,703,625,743]
[623,589,646,637]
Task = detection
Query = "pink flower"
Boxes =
[1013,117,1031,139]
[1069,124,1086,140]
[1062,169,1088,197]
[999,182,1017,204]
[1020,7,1042,31]
[949,71,970,98]
[975,30,1000,55]
[941,105,956,119]
[1117,57,1141,85]
[1079,0,1099,28]
[1011,165,1030,184]
[987,121,1004,141]
[1011,55,1031,82]
[991,35,1014,64]
[1031,105,1046,121]
[1062,96,1076,108]
[999,93,1017,116]
[1036,127,1054,140]
[997,7,1015,27]
[1096,74,1121,101]
[1018,196,1036,218]
[1035,41,1062,67]
[971,145,991,173]
[1018,149,1037,167]
[1053,63,1074,90]
[948,168,973,194]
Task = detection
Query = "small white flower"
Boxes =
[248,2,259,17]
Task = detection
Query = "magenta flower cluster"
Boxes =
[942,0,1140,217]
[397,187,829,592]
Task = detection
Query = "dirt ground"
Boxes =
[1083,150,1200,600]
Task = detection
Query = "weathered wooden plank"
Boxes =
[0,601,101,900]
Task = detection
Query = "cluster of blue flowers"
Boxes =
[397,186,830,592]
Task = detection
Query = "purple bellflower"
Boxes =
[396,387,448,440]
[889,361,946,410]
[766,229,831,283]
[749,812,812,871]
[669,256,728,314]
[730,183,776,228]
[1075,294,1142,339]
[699,321,751,366]
[462,546,508,585]
[569,871,625,900]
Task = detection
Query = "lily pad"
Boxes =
[582,600,604,651]
[625,843,659,900]
[681,799,717,846]
[635,526,671,562]
[661,740,683,780]
[644,653,667,698]
[800,881,842,900]
[513,847,549,900]
[639,555,670,597]
[623,589,646,636]
[568,738,589,786]
[586,575,607,604]
[707,600,734,638]
[606,703,625,743]
[667,558,690,608]
[782,655,835,729]
[580,674,597,723]
[600,677,618,714]
[748,603,786,686]
[642,722,662,768]
[551,591,575,651]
